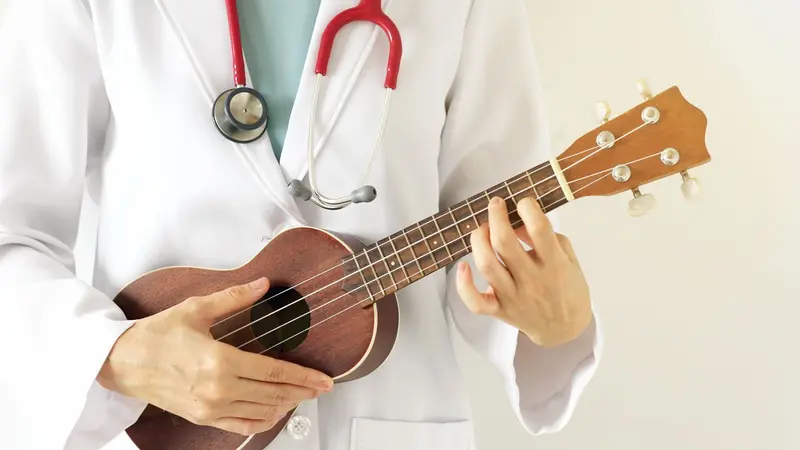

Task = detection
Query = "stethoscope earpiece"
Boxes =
[351,186,377,204]
[288,180,378,210]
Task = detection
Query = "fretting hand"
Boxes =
[456,196,593,348]
[97,278,334,436]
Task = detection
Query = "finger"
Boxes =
[187,278,270,325]
[230,351,334,391]
[210,417,283,436]
[470,223,514,294]
[514,226,533,249]
[221,400,298,421]
[487,196,533,279]
[516,196,562,262]
[235,377,323,405]
[455,262,500,316]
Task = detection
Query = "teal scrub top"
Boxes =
[237,0,323,161]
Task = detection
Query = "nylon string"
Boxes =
[235,149,664,353]
[212,120,656,342]
[254,171,603,355]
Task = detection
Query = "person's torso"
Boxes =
[83,1,480,449]
[237,0,323,159]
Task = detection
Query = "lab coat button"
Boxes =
[285,414,311,440]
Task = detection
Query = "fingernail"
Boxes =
[248,277,266,289]
[491,197,502,206]
[315,378,334,390]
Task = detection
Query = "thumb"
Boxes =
[188,277,270,324]
[455,262,500,316]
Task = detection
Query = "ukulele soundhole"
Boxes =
[249,286,311,353]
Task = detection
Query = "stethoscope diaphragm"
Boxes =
[212,87,268,144]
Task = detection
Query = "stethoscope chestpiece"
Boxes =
[213,86,269,144]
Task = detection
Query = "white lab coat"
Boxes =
[0,0,602,449]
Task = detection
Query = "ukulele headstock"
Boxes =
[556,80,711,216]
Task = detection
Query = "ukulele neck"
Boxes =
[340,159,568,303]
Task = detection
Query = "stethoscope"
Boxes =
[213,0,403,210]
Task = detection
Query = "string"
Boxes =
[232,149,663,351]
[220,166,565,344]
[211,161,553,332]
[556,121,649,162]
[235,183,559,350]
[213,120,655,337]
[253,169,608,355]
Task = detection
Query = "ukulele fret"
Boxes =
[351,254,376,303]
[432,214,454,261]
[415,223,437,270]
[374,240,398,291]
[387,234,412,283]
[504,180,517,206]
[362,248,387,297]
[464,198,480,230]
[401,228,425,281]
[526,171,547,210]
[447,207,469,250]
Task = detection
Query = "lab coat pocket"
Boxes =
[350,417,474,450]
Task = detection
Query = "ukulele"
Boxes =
[113,81,711,449]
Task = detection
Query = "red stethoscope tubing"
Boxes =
[225,0,247,87]
[224,0,403,90]
[316,0,403,89]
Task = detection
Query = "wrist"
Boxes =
[522,315,592,348]
[96,322,144,394]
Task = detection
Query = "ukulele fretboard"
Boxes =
[340,160,567,303]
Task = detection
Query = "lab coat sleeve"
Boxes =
[0,1,148,449]
[438,0,603,435]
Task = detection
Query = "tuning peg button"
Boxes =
[680,171,701,200]
[595,101,611,124]
[637,79,653,100]
[628,188,656,217]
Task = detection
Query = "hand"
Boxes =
[456,196,593,348]
[97,278,333,436]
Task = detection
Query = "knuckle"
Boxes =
[183,296,204,313]
[238,422,260,436]
[475,257,494,275]
[272,390,287,405]
[224,284,247,299]
[203,382,228,403]
[267,364,286,382]
[467,301,485,315]
[192,404,215,424]
[262,405,278,421]
[492,233,517,254]
[202,350,228,377]
[275,404,296,421]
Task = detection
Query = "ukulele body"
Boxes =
[112,226,400,450]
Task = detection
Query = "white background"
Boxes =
[1,1,798,449]
[458,1,800,450]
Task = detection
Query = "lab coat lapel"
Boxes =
[279,0,397,183]
[152,0,308,224]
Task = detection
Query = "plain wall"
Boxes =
[2,1,797,449]
[457,1,799,450]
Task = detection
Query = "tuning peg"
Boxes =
[595,101,611,124]
[628,188,657,217]
[637,79,653,100]
[680,170,701,200]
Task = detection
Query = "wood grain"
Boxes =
[113,226,399,449]
[559,86,711,199]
